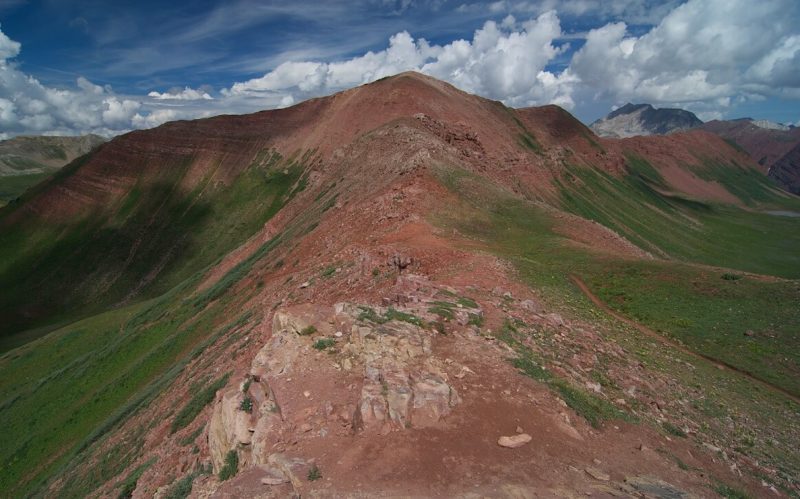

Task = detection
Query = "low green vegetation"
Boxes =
[427,301,456,320]
[312,338,336,350]
[162,464,211,499]
[467,312,484,327]
[239,396,253,413]
[117,457,156,499]
[178,425,205,446]
[298,325,317,336]
[510,114,543,155]
[0,268,257,497]
[712,481,751,499]
[162,475,194,499]
[0,171,51,204]
[499,320,630,428]
[357,306,384,323]
[585,262,800,397]
[358,306,425,328]
[192,234,283,309]
[218,450,239,481]
[171,373,231,433]
[662,421,687,438]
[456,296,479,308]
[384,308,426,327]
[557,157,800,278]
[307,464,322,481]
[691,158,789,207]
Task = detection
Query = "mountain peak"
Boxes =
[607,103,652,119]
[591,102,702,138]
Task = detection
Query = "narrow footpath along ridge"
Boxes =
[570,274,800,405]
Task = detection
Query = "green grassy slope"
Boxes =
[0,265,256,496]
[433,165,800,397]
[557,156,800,278]
[0,140,333,496]
[0,147,334,497]
[0,206,306,497]
[0,149,310,347]
[585,261,800,396]
[433,165,800,491]
[0,135,106,203]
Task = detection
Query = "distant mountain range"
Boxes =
[0,134,106,205]
[591,104,800,193]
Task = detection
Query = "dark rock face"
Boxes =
[635,104,703,135]
[768,142,800,194]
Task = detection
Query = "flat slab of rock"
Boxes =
[498,433,532,448]
[585,466,610,481]
[625,476,687,499]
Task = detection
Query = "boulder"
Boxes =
[349,319,459,430]
[498,433,532,448]
[259,465,290,485]
[520,299,542,313]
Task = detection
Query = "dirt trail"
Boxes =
[570,274,800,405]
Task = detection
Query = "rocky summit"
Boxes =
[589,103,703,138]
[0,72,798,499]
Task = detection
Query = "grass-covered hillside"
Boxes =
[557,156,800,278]
[435,156,800,395]
[434,163,800,492]
[0,148,311,350]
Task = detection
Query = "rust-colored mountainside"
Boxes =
[6,73,758,225]
[700,119,800,172]
[1,73,763,337]
[1,73,799,498]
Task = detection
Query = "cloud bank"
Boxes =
[0,0,798,137]
[224,12,576,108]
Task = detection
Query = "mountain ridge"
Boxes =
[1,72,798,498]
[0,72,777,340]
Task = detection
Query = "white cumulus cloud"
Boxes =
[568,0,800,111]
[148,86,214,100]
[224,12,575,109]
[0,24,219,137]
[0,24,21,61]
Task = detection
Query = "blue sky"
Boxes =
[0,0,798,137]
